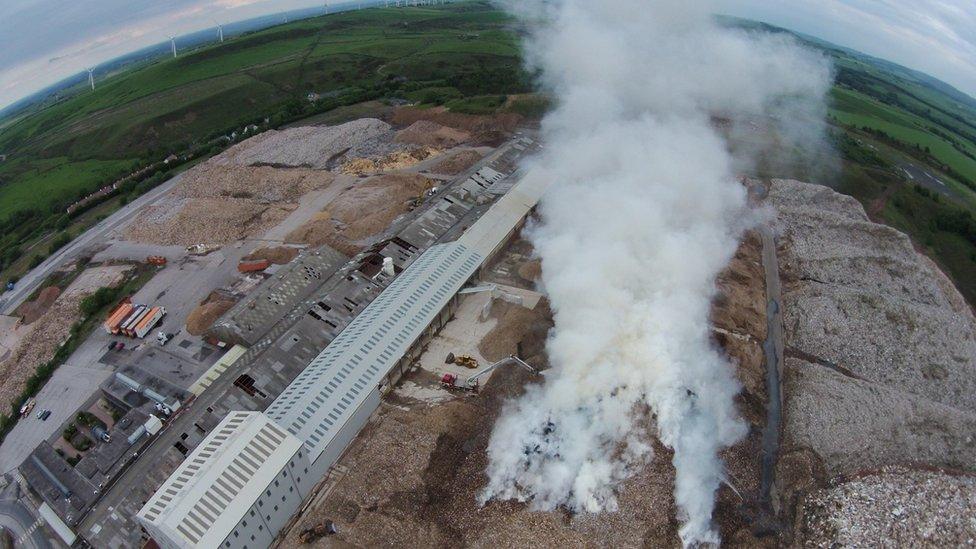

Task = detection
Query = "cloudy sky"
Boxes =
[0,0,974,110]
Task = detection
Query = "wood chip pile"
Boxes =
[285,173,434,255]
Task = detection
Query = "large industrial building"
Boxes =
[137,412,313,549]
[136,144,549,548]
[14,133,539,548]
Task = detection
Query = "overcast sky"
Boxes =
[0,0,974,110]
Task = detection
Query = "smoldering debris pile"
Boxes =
[391,106,521,146]
[186,292,238,335]
[211,118,404,170]
[285,173,434,255]
[242,246,299,265]
[478,0,832,545]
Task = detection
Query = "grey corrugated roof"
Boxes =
[265,241,482,456]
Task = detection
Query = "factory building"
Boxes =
[208,248,348,346]
[137,158,548,548]
[136,412,313,549]
[126,136,547,547]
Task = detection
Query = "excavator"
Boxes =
[446,352,479,369]
[441,355,538,392]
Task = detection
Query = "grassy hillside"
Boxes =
[0,1,527,282]
[1,5,974,304]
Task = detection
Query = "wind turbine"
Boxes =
[169,36,177,58]
[215,22,224,43]
[324,1,330,14]
[87,68,95,90]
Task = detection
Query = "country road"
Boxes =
[0,173,183,316]
[0,483,51,549]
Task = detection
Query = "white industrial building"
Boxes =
[137,163,549,548]
[136,412,313,549]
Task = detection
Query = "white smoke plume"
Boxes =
[480,0,832,546]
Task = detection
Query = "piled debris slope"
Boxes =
[126,161,335,246]
[212,118,402,170]
[286,173,434,256]
[798,467,976,546]
[0,266,129,410]
[766,179,976,545]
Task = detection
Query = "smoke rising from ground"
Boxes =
[480,1,831,546]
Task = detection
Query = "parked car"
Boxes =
[108,341,117,350]
[116,342,125,351]
[39,410,51,421]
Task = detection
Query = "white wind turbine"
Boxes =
[169,36,177,58]
[87,68,95,90]
[216,22,224,43]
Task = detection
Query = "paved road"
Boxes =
[0,488,51,549]
[0,174,184,316]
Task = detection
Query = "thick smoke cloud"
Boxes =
[480,0,831,546]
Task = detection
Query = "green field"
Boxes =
[0,1,528,283]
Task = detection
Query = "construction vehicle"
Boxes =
[446,353,479,369]
[441,355,538,392]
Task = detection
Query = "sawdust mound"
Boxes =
[186,294,237,335]
[391,107,521,146]
[125,160,335,247]
[285,173,433,255]
[0,291,85,411]
[341,148,439,175]
[211,118,401,170]
[243,246,299,265]
[478,299,552,363]
[429,149,484,176]
[127,198,293,247]
[14,286,61,325]
[175,164,334,202]
[395,120,471,148]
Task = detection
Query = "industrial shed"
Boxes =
[136,412,313,549]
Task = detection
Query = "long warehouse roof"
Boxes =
[264,163,552,462]
[264,241,483,456]
[136,411,301,548]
